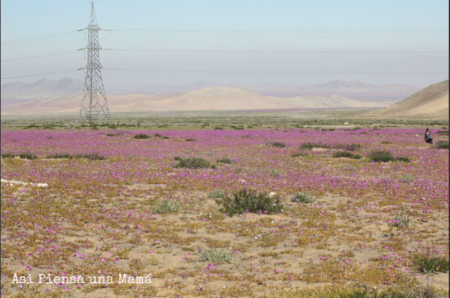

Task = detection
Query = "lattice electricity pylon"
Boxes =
[79,2,111,125]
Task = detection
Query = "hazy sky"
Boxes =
[1,0,448,88]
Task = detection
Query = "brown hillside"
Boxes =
[365,80,449,118]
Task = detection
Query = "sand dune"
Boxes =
[365,80,449,118]
[1,86,392,115]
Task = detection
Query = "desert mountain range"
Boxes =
[364,80,449,118]
[1,77,421,106]
[1,86,394,115]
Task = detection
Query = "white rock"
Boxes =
[269,192,276,198]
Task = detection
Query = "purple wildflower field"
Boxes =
[1,127,448,297]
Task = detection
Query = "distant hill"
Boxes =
[1,78,421,106]
[1,86,392,115]
[364,80,449,118]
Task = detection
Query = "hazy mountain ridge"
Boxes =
[1,86,393,115]
[1,78,421,105]
[364,80,449,118]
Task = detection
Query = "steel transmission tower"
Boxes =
[79,2,110,125]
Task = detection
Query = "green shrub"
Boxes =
[175,157,212,169]
[300,142,329,150]
[434,140,449,149]
[152,200,180,214]
[230,125,244,130]
[368,150,394,162]
[334,143,362,151]
[291,192,314,203]
[389,215,410,227]
[437,130,448,135]
[332,151,361,159]
[215,189,284,217]
[381,141,392,144]
[341,165,356,171]
[199,248,233,264]
[108,125,117,129]
[291,152,308,157]
[154,133,162,137]
[266,142,286,148]
[1,152,15,158]
[133,134,149,139]
[185,138,196,142]
[174,156,183,161]
[214,127,224,130]
[395,156,411,162]
[74,152,106,160]
[19,152,37,160]
[208,189,225,199]
[414,256,449,273]
[217,158,233,164]
[46,153,72,159]
[399,174,414,182]
[269,169,281,177]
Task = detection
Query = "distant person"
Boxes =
[424,128,433,144]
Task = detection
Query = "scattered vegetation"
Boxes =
[74,152,106,160]
[291,191,314,203]
[133,134,150,139]
[389,215,410,228]
[414,256,449,273]
[19,152,37,160]
[368,150,394,162]
[217,158,233,164]
[332,151,361,159]
[1,152,15,158]
[208,189,225,199]
[399,174,414,182]
[198,248,234,264]
[300,142,329,150]
[266,142,286,148]
[185,138,196,142]
[174,157,213,169]
[152,200,180,214]
[434,140,449,149]
[396,156,411,162]
[215,189,284,216]
[46,153,73,159]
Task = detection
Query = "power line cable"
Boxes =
[104,68,447,74]
[104,49,448,54]
[102,29,448,33]
[1,50,80,62]
[1,31,80,45]
[2,2,89,19]
[1,69,81,80]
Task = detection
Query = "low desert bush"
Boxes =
[414,256,449,274]
[300,142,329,150]
[395,156,411,162]
[217,158,233,164]
[46,153,73,159]
[291,192,314,203]
[266,142,286,148]
[133,134,149,139]
[389,215,410,227]
[399,174,414,182]
[291,152,308,157]
[368,150,394,162]
[1,152,15,158]
[74,152,106,160]
[215,189,284,217]
[381,141,392,144]
[332,151,361,159]
[334,143,362,151]
[185,138,196,142]
[208,189,225,199]
[152,200,180,214]
[174,157,212,169]
[434,140,449,149]
[214,127,224,130]
[269,169,281,177]
[19,152,37,160]
[198,248,233,264]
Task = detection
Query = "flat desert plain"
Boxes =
[1,127,449,297]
